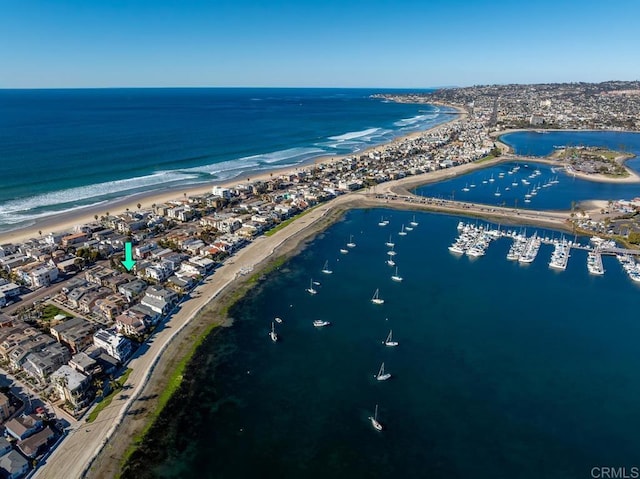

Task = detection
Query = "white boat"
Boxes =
[409,215,418,227]
[368,404,383,431]
[385,235,395,247]
[378,216,387,226]
[494,187,501,197]
[489,174,495,183]
[321,260,333,274]
[391,267,403,282]
[347,235,356,248]
[398,225,407,236]
[470,182,476,188]
[405,226,414,232]
[387,245,397,256]
[375,362,391,381]
[313,319,331,327]
[462,183,470,192]
[269,322,278,342]
[340,248,349,254]
[386,258,396,267]
[306,278,317,295]
[383,330,398,347]
[274,317,283,324]
[371,288,384,304]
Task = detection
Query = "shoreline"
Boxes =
[28,114,638,476]
[0,106,464,246]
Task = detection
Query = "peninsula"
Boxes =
[0,82,638,479]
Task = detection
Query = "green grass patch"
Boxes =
[86,368,133,423]
[41,304,68,321]
[264,204,321,236]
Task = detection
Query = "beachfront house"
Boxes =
[93,329,132,362]
[51,365,91,409]
[115,309,149,337]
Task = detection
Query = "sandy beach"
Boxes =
[0,107,465,246]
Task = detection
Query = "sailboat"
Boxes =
[385,235,395,247]
[368,404,383,431]
[313,319,331,327]
[346,235,356,248]
[371,288,384,304]
[321,260,333,274]
[494,187,501,197]
[374,362,391,381]
[339,246,349,254]
[383,330,398,347]
[274,317,283,324]
[378,216,388,226]
[398,225,407,236]
[387,245,397,256]
[391,267,403,282]
[462,183,470,192]
[409,215,418,227]
[269,322,278,342]
[489,174,495,183]
[306,278,317,295]
[386,257,396,267]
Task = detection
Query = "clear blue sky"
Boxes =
[1,0,639,88]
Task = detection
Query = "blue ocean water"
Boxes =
[123,209,640,479]
[0,88,451,231]
[415,131,640,210]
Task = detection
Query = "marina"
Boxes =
[449,221,639,281]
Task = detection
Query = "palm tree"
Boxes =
[94,214,99,221]
[137,203,141,210]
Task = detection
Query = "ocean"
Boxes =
[0,88,451,232]
[414,131,640,209]
[123,207,640,479]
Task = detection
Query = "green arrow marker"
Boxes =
[121,242,136,271]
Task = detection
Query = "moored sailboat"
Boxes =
[368,404,383,431]
[391,267,403,282]
[306,278,317,295]
[371,288,384,304]
[383,330,398,347]
[385,235,395,247]
[375,362,391,381]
